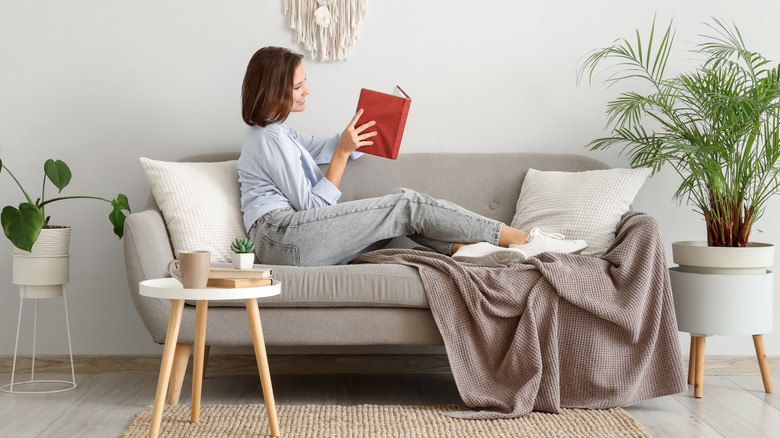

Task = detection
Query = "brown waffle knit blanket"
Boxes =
[352,212,687,419]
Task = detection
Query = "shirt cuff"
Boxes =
[349,150,364,160]
[312,177,342,205]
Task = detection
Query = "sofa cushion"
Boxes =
[139,157,248,264]
[202,263,429,309]
[511,168,651,257]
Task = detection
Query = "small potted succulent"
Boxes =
[230,237,256,269]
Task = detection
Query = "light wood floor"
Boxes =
[0,354,778,438]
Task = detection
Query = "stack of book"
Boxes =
[207,267,273,288]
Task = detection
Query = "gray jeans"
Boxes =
[248,188,504,266]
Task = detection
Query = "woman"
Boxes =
[238,46,586,267]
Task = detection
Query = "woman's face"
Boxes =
[290,63,309,113]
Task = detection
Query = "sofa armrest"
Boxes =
[123,208,176,343]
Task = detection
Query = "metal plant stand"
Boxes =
[1,254,77,394]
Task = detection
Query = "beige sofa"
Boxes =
[123,152,611,349]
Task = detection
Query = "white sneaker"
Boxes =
[452,242,527,265]
[509,228,587,259]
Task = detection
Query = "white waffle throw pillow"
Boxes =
[139,157,248,264]
[511,168,652,257]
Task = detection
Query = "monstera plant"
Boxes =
[578,17,780,247]
[1,158,130,252]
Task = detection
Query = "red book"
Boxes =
[355,86,411,160]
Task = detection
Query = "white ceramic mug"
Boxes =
[167,251,211,289]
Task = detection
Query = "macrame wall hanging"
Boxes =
[283,0,368,61]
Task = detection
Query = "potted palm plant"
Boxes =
[578,17,780,273]
[578,17,778,397]
[2,158,130,297]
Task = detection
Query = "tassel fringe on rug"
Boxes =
[122,404,650,438]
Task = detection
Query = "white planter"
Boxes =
[17,284,66,299]
[13,254,70,286]
[670,240,775,336]
[670,268,773,336]
[12,226,72,256]
[233,253,255,270]
[10,226,72,298]
[672,241,774,275]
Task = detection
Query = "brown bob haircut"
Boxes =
[242,46,304,127]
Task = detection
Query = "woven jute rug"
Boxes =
[121,404,650,438]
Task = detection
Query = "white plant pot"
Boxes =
[670,240,775,336]
[670,268,773,336]
[12,226,72,256]
[233,253,255,270]
[13,254,70,286]
[672,241,774,275]
[10,226,72,298]
[17,284,67,299]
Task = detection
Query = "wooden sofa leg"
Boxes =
[168,343,192,405]
[688,336,697,385]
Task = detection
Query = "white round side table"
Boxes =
[139,277,282,438]
[670,268,773,398]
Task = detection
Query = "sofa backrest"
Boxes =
[174,152,610,225]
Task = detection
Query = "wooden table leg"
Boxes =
[694,336,706,398]
[203,344,211,377]
[753,334,773,393]
[191,301,208,423]
[245,298,280,437]
[688,335,697,385]
[149,299,185,438]
[168,343,192,405]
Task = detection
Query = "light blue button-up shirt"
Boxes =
[238,122,361,231]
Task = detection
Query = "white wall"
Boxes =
[1,0,779,357]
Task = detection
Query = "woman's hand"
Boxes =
[337,109,377,155]
[325,109,377,188]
